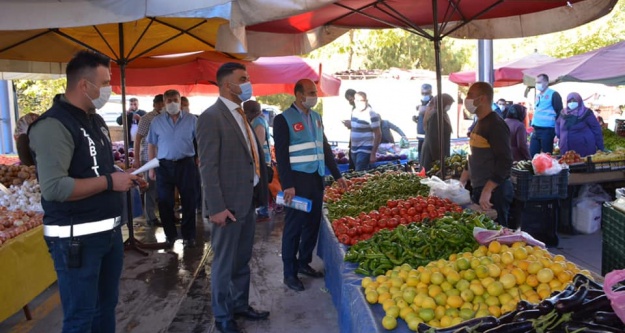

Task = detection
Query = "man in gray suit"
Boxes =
[196,62,270,333]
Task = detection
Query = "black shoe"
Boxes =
[234,306,270,321]
[298,265,324,278]
[283,276,304,291]
[183,239,197,248]
[164,238,175,249]
[214,319,241,333]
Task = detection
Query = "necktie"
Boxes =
[236,108,261,178]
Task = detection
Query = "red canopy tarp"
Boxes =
[449,53,557,87]
[110,53,341,97]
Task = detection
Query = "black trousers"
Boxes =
[156,157,197,241]
[281,171,324,278]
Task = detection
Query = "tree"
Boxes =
[14,78,66,116]
[307,28,472,73]
[256,94,324,116]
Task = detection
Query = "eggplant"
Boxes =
[513,309,543,322]
[573,273,603,290]
[554,285,589,313]
[594,311,625,329]
[587,288,608,300]
[562,321,625,333]
[497,310,520,325]
[571,295,614,320]
[537,284,575,314]
[516,300,536,311]
[417,316,499,333]
[483,321,534,333]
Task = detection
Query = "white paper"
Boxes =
[131,158,159,175]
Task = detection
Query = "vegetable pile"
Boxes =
[416,274,624,333]
[0,208,43,247]
[362,241,591,331]
[332,196,463,246]
[345,212,499,275]
[326,172,430,220]
[0,164,37,187]
[603,127,625,152]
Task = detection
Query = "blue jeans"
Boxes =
[530,126,555,156]
[45,227,123,333]
[156,157,197,241]
[351,152,371,171]
[471,179,514,227]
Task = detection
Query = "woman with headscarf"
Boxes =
[420,93,454,172]
[243,100,272,220]
[504,104,531,161]
[555,92,604,157]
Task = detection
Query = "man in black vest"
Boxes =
[29,50,140,333]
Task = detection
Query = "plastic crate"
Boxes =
[587,157,625,172]
[602,203,625,276]
[510,168,569,201]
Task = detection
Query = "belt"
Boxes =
[160,156,193,163]
[44,217,121,238]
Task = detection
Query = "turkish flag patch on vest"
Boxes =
[293,122,304,132]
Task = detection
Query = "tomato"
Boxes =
[338,234,350,244]
[378,218,388,228]
[358,212,368,219]
[399,218,408,225]
[379,207,388,215]
[362,223,374,234]
[429,212,438,219]
[421,213,429,221]
[346,227,357,237]
[335,225,347,235]
[387,200,398,208]
[361,233,372,241]
[407,207,417,216]
[427,204,436,212]
[399,208,407,216]
[388,218,399,228]
[391,207,400,216]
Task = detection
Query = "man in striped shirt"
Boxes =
[349,91,381,171]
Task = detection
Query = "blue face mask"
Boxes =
[421,95,431,103]
[237,82,253,101]
[568,102,579,110]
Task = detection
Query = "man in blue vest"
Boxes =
[29,50,140,332]
[530,73,563,156]
[274,79,347,291]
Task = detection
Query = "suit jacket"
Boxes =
[196,98,268,217]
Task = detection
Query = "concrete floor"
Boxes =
[0,211,603,333]
[0,213,339,333]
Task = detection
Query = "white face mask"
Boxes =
[464,98,478,114]
[498,104,506,111]
[86,83,112,110]
[536,83,545,92]
[165,102,180,115]
[302,96,318,109]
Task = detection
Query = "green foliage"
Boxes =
[14,78,66,116]
[256,94,324,116]
[307,28,472,73]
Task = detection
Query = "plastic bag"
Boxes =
[576,183,612,204]
[617,188,625,199]
[603,269,625,325]
[420,176,471,205]
[473,227,546,248]
[532,153,562,175]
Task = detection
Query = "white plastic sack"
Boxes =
[615,188,625,199]
[572,199,601,234]
[420,176,471,205]
[575,183,612,204]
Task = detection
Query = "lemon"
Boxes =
[487,281,505,297]
[501,252,515,265]
[460,289,475,302]
[421,296,437,309]
[513,247,528,260]
[475,265,490,279]
[527,261,544,275]
[487,264,502,278]
[488,305,501,317]
[500,273,517,289]
[366,290,379,304]
[419,308,436,322]
[381,315,397,330]
[400,306,414,320]
[447,295,464,308]
[459,308,475,320]
[463,269,477,281]
[386,305,400,319]
[434,292,448,306]
[456,257,470,270]
[455,279,470,291]
[488,241,502,254]
[537,268,555,283]
[407,316,423,331]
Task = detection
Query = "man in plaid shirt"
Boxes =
[133,94,164,226]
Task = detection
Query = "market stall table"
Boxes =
[0,225,56,322]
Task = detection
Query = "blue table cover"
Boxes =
[317,215,413,333]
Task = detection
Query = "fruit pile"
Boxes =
[344,212,498,275]
[325,172,430,220]
[331,196,463,246]
[323,175,369,202]
[558,150,583,164]
[362,241,588,330]
[427,153,467,178]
